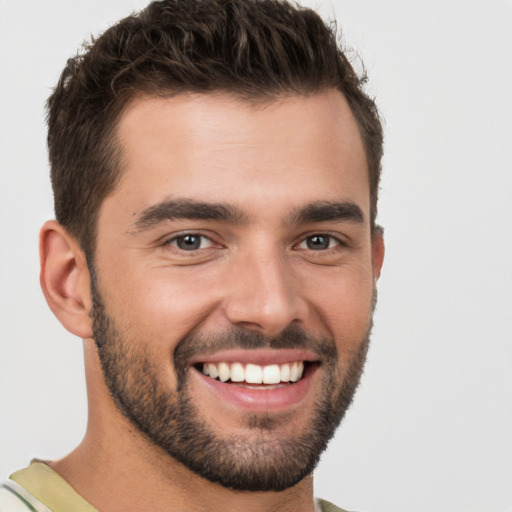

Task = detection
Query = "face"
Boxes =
[90,90,382,491]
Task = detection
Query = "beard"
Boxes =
[89,271,373,492]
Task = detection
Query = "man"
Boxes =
[0,0,384,511]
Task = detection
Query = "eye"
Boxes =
[298,234,341,251]
[167,234,214,251]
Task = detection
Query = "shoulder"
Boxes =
[0,480,51,512]
[317,498,354,512]
[3,462,97,512]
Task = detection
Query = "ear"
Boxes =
[371,226,385,280]
[39,220,93,339]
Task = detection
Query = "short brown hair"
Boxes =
[47,0,383,257]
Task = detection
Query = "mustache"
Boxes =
[173,324,338,383]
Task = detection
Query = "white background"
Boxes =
[0,1,511,511]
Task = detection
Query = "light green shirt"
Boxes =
[0,462,349,512]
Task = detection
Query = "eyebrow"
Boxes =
[133,198,248,231]
[133,198,365,233]
[291,201,365,225]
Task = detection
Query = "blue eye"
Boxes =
[299,234,340,251]
[168,234,213,251]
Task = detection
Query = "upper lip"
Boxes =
[189,349,321,367]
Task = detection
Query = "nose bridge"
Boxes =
[223,241,307,336]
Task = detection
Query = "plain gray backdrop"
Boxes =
[1,1,511,511]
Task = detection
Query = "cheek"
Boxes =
[102,267,221,346]
[302,263,375,349]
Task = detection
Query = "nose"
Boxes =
[222,247,309,337]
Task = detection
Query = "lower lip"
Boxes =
[191,365,317,412]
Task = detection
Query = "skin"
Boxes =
[40,89,384,512]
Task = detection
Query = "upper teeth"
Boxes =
[202,361,304,384]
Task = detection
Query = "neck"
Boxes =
[50,428,316,512]
[49,340,316,512]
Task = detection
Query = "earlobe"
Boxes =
[39,220,93,339]
[371,227,385,280]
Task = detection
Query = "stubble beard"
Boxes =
[89,271,374,492]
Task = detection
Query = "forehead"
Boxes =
[108,90,369,221]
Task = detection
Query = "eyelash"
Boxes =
[295,233,345,251]
[163,232,346,253]
[164,233,216,251]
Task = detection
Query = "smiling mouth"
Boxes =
[198,361,311,387]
